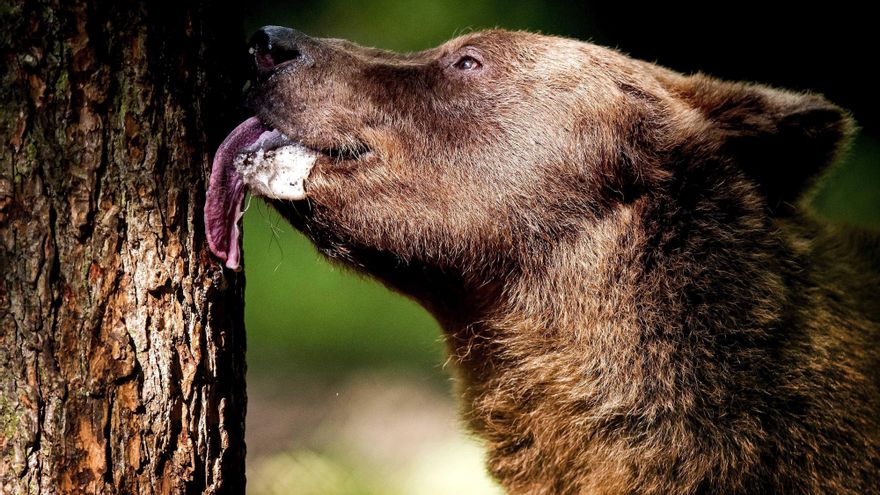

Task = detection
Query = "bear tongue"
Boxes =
[205,117,268,271]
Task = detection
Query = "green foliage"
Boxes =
[243,0,592,52]
[813,136,880,228]
[243,201,444,376]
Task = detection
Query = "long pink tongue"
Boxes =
[205,117,267,270]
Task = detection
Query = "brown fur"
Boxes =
[247,28,880,494]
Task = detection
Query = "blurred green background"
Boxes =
[238,2,878,494]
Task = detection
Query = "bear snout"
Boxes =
[250,25,315,74]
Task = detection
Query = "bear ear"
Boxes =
[670,73,856,213]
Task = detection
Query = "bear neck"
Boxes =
[440,190,799,486]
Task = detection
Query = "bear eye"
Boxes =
[453,55,482,71]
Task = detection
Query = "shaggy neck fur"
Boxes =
[437,172,876,494]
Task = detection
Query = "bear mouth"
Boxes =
[204,117,369,271]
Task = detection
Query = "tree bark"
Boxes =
[0,1,247,493]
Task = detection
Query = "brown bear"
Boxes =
[205,27,880,494]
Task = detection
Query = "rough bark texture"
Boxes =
[0,1,247,493]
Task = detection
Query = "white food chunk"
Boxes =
[235,145,318,200]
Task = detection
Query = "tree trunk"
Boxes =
[0,1,247,493]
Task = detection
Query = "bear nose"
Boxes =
[250,26,306,72]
